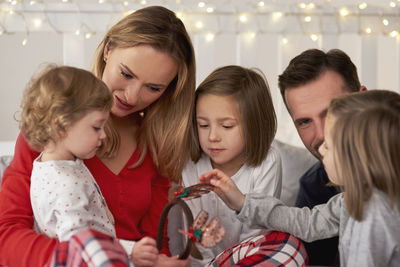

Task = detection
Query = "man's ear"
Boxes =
[359,85,367,92]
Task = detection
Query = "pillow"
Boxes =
[274,140,317,206]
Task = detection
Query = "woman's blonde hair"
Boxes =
[92,6,195,183]
[328,90,400,221]
[190,65,277,166]
[19,65,113,151]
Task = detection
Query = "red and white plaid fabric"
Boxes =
[46,228,132,267]
[206,231,308,267]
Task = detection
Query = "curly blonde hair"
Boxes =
[92,6,196,182]
[19,65,113,151]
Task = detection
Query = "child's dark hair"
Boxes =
[20,65,113,151]
[190,65,276,166]
[278,49,361,109]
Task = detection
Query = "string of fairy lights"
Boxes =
[0,0,400,46]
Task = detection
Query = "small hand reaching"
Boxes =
[131,237,159,266]
[198,169,245,212]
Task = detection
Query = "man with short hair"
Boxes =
[278,48,366,266]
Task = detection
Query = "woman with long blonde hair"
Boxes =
[0,6,195,267]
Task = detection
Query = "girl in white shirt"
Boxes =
[200,90,400,267]
[181,65,283,266]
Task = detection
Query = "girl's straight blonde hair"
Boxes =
[20,65,113,151]
[190,65,277,166]
[328,90,400,221]
[92,6,196,182]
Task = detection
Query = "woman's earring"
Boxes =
[103,57,107,62]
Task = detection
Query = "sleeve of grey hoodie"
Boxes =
[236,192,343,242]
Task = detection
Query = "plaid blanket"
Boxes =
[206,231,308,267]
[47,228,132,267]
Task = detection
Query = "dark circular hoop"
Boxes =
[156,197,194,259]
[157,184,214,260]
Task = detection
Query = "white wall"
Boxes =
[0,32,63,142]
[1,29,400,152]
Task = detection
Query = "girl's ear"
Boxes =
[54,117,68,139]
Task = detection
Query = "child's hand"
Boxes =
[199,169,245,212]
[131,237,159,266]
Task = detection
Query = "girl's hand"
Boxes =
[198,169,245,212]
[154,254,190,267]
[131,237,159,266]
